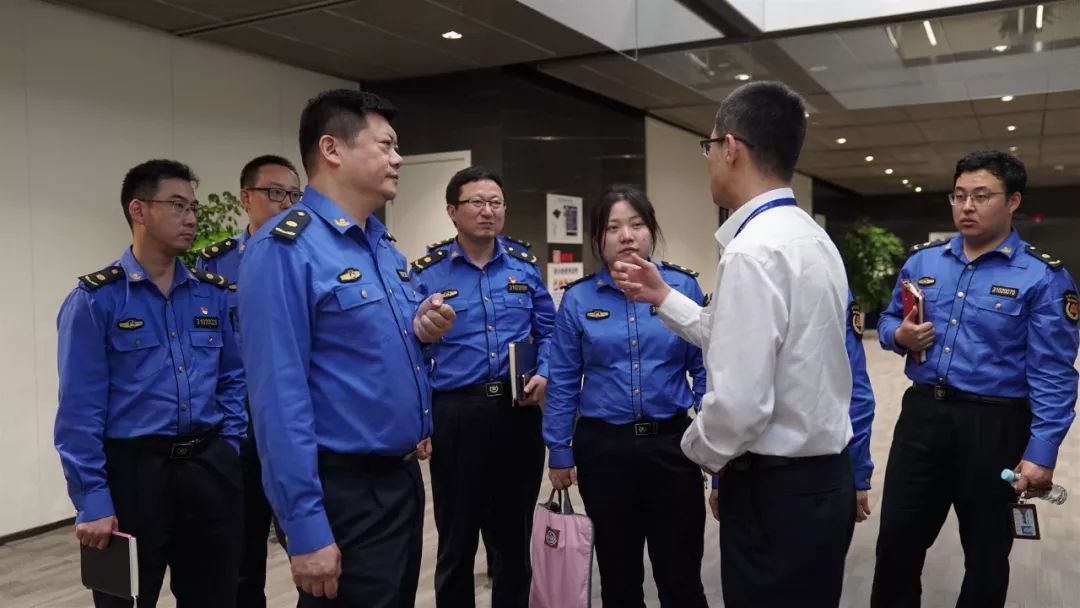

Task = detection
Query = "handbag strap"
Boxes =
[558,489,576,515]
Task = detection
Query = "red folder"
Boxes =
[901,280,926,363]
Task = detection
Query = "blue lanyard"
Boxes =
[735,197,798,237]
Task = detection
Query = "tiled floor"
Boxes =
[4,331,1078,607]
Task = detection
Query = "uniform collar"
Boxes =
[946,228,1022,261]
[595,263,650,293]
[119,247,195,288]
[447,236,507,267]
[715,187,795,248]
[302,185,389,240]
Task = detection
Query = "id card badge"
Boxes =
[1009,502,1041,540]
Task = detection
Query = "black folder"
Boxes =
[81,532,139,599]
[509,341,538,403]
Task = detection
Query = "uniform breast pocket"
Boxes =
[326,283,389,338]
[108,330,166,381]
[502,292,534,324]
[970,294,1025,341]
[188,330,224,373]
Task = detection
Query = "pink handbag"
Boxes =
[529,489,595,608]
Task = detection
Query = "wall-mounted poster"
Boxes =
[547,262,584,309]
[547,193,583,245]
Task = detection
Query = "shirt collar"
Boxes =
[945,228,1022,261]
[119,247,194,288]
[715,187,796,248]
[301,185,388,239]
[447,236,508,267]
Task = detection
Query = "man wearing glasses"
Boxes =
[411,166,555,607]
[197,154,301,608]
[55,159,247,607]
[872,150,1079,607]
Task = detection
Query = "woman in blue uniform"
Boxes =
[544,185,709,608]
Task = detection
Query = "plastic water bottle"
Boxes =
[1001,469,1068,505]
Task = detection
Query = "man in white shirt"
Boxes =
[612,80,856,607]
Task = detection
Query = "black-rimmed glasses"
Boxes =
[247,187,303,204]
[700,133,755,157]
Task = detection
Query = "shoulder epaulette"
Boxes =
[909,239,948,254]
[562,273,597,291]
[504,235,531,249]
[411,249,449,273]
[271,209,311,241]
[505,244,538,265]
[426,236,455,251]
[191,268,235,290]
[78,266,124,290]
[661,261,699,278]
[1025,245,1064,269]
[198,237,239,261]
[386,232,397,242]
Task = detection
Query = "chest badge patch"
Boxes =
[586,309,610,320]
[440,289,459,300]
[507,283,529,293]
[1065,291,1079,324]
[117,318,144,330]
[918,277,936,286]
[990,285,1019,298]
[338,268,362,283]
[194,316,220,329]
[199,306,209,315]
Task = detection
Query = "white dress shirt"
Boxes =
[659,187,853,472]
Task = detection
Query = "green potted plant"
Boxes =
[180,191,244,267]
[839,219,906,333]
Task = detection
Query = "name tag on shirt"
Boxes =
[194,317,220,329]
[507,283,529,293]
[990,285,1019,298]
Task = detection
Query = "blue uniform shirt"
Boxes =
[54,248,246,524]
[846,294,876,491]
[195,229,251,282]
[878,230,1079,467]
[412,236,555,391]
[237,186,433,556]
[543,264,707,469]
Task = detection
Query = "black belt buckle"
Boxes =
[169,439,197,459]
[485,381,505,398]
[933,384,948,401]
[633,421,659,437]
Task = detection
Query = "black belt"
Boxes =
[119,428,219,460]
[728,449,847,472]
[440,378,511,399]
[579,414,690,437]
[913,383,1028,407]
[318,449,417,472]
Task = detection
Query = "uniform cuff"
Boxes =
[852,466,873,491]
[548,446,575,469]
[1023,436,1058,468]
[76,489,115,524]
[282,511,335,556]
[878,321,903,353]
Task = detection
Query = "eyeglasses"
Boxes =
[141,199,200,215]
[456,197,507,210]
[247,187,303,204]
[948,191,1005,206]
[700,133,756,157]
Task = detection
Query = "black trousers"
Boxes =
[573,416,709,608]
[237,434,274,608]
[430,390,545,608]
[871,387,1032,608]
[297,454,425,608]
[93,435,243,608]
[717,448,855,608]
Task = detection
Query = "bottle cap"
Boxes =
[1001,469,1018,482]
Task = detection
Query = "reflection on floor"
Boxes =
[3,332,1078,607]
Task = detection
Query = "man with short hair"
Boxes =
[239,90,456,606]
[872,150,1079,607]
[197,154,302,608]
[613,81,856,606]
[411,166,554,607]
[55,159,247,607]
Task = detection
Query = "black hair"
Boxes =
[445,166,504,205]
[953,150,1027,196]
[240,155,298,189]
[589,184,664,263]
[120,159,198,228]
[714,81,807,181]
[298,89,398,174]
